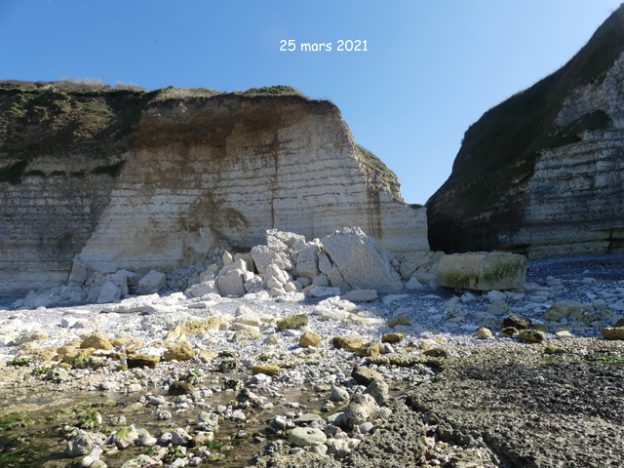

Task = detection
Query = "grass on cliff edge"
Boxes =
[428,5,624,215]
[356,144,402,200]
[238,85,306,97]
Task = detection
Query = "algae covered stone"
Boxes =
[352,366,384,385]
[251,363,281,376]
[277,313,308,330]
[163,339,195,361]
[233,328,261,342]
[502,314,532,330]
[387,315,411,327]
[168,317,221,340]
[436,252,527,291]
[299,331,322,347]
[80,331,113,350]
[332,335,369,353]
[381,332,404,344]
[168,380,195,395]
[127,353,160,369]
[602,327,624,340]
[518,329,544,344]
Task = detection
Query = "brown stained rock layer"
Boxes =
[0,82,428,294]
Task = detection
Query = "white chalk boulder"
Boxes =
[320,227,402,293]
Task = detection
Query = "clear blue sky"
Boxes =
[0,0,621,203]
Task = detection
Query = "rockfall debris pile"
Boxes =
[11,227,527,310]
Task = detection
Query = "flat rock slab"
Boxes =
[405,340,624,467]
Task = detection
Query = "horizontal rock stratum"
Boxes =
[0,82,428,295]
[427,5,624,258]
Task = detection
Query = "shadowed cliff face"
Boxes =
[427,5,624,258]
[0,82,428,294]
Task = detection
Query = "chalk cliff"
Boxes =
[0,82,428,295]
[427,5,624,257]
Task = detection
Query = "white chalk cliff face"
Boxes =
[0,84,428,295]
[517,53,624,257]
[427,6,624,257]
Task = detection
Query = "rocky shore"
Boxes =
[1,248,623,467]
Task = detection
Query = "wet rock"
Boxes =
[501,326,519,337]
[127,353,159,369]
[544,301,587,321]
[352,366,384,386]
[157,410,172,421]
[66,430,106,457]
[269,416,290,432]
[147,395,167,406]
[169,380,195,395]
[544,345,566,355]
[381,332,404,344]
[46,366,69,382]
[602,327,624,340]
[136,428,157,447]
[423,347,449,358]
[502,314,532,330]
[79,411,103,430]
[171,427,193,446]
[299,331,322,347]
[518,329,544,344]
[112,425,139,449]
[387,315,411,327]
[81,449,105,468]
[289,427,327,447]
[475,327,493,339]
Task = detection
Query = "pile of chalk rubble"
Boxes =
[13,227,526,310]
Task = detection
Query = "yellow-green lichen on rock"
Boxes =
[436,252,527,291]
